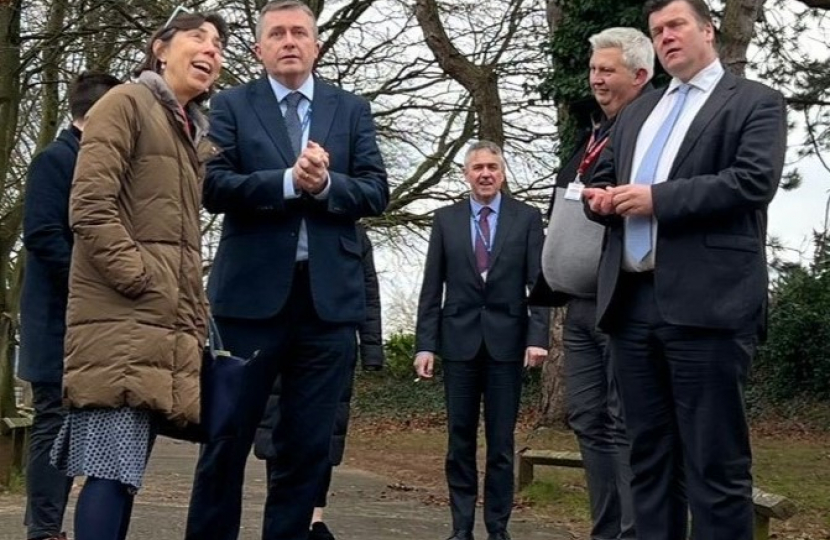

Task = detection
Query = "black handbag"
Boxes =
[156,317,259,443]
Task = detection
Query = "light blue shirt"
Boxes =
[267,75,330,261]
[469,192,501,252]
[623,59,725,272]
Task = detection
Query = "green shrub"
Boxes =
[754,263,830,401]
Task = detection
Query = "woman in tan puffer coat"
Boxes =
[49,11,226,540]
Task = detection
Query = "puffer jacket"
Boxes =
[63,71,214,426]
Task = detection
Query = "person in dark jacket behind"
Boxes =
[18,71,120,540]
[254,223,385,540]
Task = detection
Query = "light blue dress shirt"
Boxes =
[267,75,330,261]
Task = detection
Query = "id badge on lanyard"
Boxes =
[565,132,609,201]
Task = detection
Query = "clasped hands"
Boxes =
[583,184,653,217]
[292,141,329,195]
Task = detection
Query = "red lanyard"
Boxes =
[576,132,610,181]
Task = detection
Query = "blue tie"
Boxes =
[625,84,692,262]
[283,92,303,158]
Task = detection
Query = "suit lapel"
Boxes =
[620,91,663,184]
[488,195,516,270]
[309,79,338,146]
[669,71,738,176]
[248,76,295,165]
[454,202,480,282]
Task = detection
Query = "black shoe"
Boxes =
[486,532,511,540]
[446,532,474,540]
[309,522,336,540]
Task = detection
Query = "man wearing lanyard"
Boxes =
[414,141,549,540]
[185,2,388,540]
[529,27,654,540]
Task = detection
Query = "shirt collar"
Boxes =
[469,191,502,216]
[268,74,315,103]
[668,59,724,94]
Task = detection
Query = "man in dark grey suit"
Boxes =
[414,141,549,540]
[583,1,787,539]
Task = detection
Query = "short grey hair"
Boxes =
[464,140,506,169]
[589,27,655,82]
[255,0,318,41]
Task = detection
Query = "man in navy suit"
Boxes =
[414,141,549,540]
[185,2,388,540]
[584,1,787,538]
[18,72,120,540]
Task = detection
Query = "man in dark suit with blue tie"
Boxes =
[184,2,388,539]
[414,141,549,540]
[583,1,787,539]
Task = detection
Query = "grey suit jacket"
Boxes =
[588,70,787,333]
[415,196,549,361]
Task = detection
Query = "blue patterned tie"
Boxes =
[283,92,303,158]
[625,84,692,262]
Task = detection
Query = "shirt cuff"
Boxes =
[312,174,331,200]
[283,169,300,200]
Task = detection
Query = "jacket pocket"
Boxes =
[442,304,458,316]
[704,234,759,253]
[341,236,361,257]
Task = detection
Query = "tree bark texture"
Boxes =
[720,0,765,77]
[0,0,22,421]
[413,0,505,146]
[538,308,568,427]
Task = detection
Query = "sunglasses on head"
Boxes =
[163,4,193,29]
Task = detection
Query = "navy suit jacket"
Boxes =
[18,127,79,384]
[205,77,389,324]
[415,196,549,361]
[588,70,787,333]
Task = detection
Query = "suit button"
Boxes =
[481,306,486,311]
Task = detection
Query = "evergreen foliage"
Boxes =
[754,233,830,401]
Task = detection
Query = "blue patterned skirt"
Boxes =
[50,407,155,491]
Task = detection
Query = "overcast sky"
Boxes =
[769,156,829,262]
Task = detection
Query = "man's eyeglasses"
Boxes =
[163,4,192,29]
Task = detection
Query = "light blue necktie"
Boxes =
[625,84,692,262]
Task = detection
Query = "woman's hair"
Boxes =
[133,11,228,102]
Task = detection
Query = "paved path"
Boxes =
[0,438,571,539]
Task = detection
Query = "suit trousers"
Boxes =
[25,382,73,539]
[443,349,523,535]
[607,272,755,540]
[265,458,332,513]
[563,298,635,540]
[185,266,355,540]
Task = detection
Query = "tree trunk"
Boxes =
[0,0,23,421]
[720,0,765,77]
[538,308,567,427]
[37,0,68,150]
[413,0,505,146]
